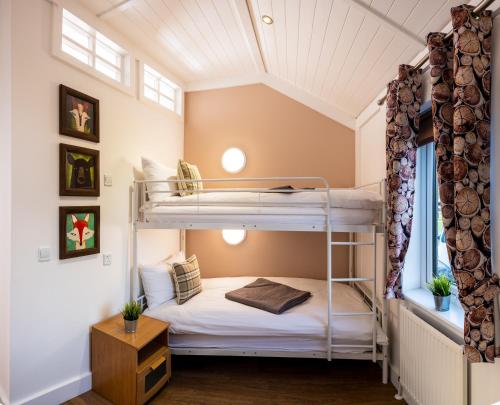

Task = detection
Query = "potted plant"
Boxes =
[122,301,142,333]
[428,275,452,312]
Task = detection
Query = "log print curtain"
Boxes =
[384,65,422,299]
[428,5,498,362]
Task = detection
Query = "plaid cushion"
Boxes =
[172,255,202,304]
[177,159,203,196]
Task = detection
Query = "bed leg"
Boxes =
[382,345,389,384]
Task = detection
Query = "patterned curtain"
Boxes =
[428,5,498,363]
[384,65,422,299]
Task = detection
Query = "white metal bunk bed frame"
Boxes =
[131,177,389,383]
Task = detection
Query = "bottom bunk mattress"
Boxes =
[144,277,374,353]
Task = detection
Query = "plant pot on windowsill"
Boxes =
[122,301,142,333]
[428,275,452,312]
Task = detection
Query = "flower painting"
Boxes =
[59,206,100,259]
[59,144,100,196]
[59,85,99,143]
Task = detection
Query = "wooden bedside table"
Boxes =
[91,314,171,405]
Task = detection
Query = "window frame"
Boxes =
[139,62,183,118]
[417,140,457,296]
[52,4,135,96]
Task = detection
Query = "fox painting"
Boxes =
[66,213,95,251]
[60,205,99,260]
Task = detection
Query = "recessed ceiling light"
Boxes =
[262,15,273,25]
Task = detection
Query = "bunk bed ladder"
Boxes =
[328,226,377,363]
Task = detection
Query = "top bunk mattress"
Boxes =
[142,189,383,210]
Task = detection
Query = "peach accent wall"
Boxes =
[184,84,355,279]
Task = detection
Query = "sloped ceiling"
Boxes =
[80,0,487,128]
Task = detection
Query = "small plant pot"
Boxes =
[124,319,138,333]
[433,294,451,312]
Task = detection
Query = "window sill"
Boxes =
[404,288,464,342]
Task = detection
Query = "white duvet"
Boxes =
[145,277,372,343]
[146,189,382,210]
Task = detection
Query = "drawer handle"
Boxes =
[150,356,165,371]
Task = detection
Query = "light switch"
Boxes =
[104,175,112,186]
[103,254,112,266]
[38,247,51,262]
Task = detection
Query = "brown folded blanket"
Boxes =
[225,278,311,314]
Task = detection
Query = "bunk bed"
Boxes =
[131,177,389,383]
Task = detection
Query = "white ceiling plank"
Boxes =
[271,0,288,80]
[229,0,265,73]
[253,0,280,75]
[310,0,350,95]
[332,0,394,97]
[319,6,364,99]
[294,0,317,88]
[121,5,210,80]
[284,0,300,84]
[403,0,449,36]
[302,0,334,92]
[165,0,235,76]
[193,0,248,76]
[215,0,256,73]
[343,0,425,47]
[334,25,393,98]
[142,0,221,75]
[328,15,380,98]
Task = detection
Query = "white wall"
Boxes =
[0,0,12,402]
[8,0,183,403]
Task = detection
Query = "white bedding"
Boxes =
[144,189,382,209]
[141,189,382,227]
[145,277,373,351]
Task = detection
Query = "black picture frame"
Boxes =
[59,84,100,143]
[59,206,100,260]
[59,143,100,197]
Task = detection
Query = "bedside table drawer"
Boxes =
[137,348,171,404]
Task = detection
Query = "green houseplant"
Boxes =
[122,301,142,333]
[427,275,452,312]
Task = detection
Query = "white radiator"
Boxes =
[399,305,466,405]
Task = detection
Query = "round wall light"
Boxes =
[221,147,246,174]
[222,229,246,245]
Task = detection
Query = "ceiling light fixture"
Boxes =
[262,15,273,25]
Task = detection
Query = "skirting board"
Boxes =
[11,372,91,405]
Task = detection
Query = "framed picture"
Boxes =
[60,143,100,196]
[59,206,100,259]
[59,84,99,143]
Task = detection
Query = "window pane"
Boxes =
[435,173,453,282]
[62,38,91,65]
[95,58,121,82]
[62,20,92,50]
[144,71,157,88]
[144,86,158,102]
[159,95,175,111]
[96,41,121,68]
[159,80,175,99]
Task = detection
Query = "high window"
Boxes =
[61,9,129,85]
[143,64,182,115]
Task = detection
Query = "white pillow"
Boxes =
[140,252,186,308]
[141,157,177,202]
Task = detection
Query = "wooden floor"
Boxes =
[66,356,402,405]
